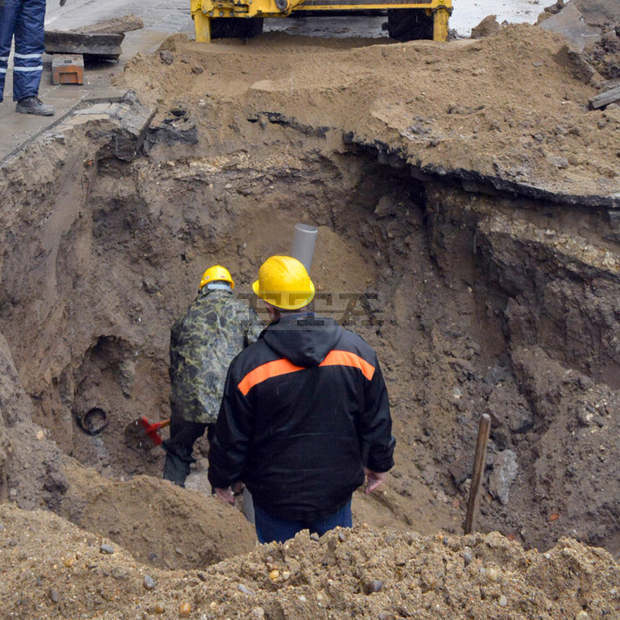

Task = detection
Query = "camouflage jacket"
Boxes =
[169,288,263,424]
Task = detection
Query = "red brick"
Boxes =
[51,54,84,85]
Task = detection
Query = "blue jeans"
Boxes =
[253,499,352,544]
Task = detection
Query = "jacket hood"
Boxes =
[262,313,341,367]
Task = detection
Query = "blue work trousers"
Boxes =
[253,499,353,544]
[0,0,46,102]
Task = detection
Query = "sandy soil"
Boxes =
[1,502,618,618]
[117,24,618,199]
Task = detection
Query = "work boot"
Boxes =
[163,451,190,487]
[16,96,55,116]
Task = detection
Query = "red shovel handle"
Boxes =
[138,417,171,446]
[149,419,171,432]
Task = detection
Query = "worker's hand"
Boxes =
[232,481,245,495]
[364,468,386,494]
[214,487,235,505]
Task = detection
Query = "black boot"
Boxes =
[163,451,191,487]
[162,418,207,487]
[16,96,55,116]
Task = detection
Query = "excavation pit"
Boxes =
[1,102,618,558]
[0,22,618,618]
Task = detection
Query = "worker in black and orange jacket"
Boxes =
[208,255,395,543]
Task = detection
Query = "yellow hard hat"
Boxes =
[200,265,235,289]
[252,256,315,310]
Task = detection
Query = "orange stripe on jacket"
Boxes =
[238,358,305,396]
[319,350,375,381]
[237,350,376,396]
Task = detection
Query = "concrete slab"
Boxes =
[540,2,602,52]
[44,30,124,58]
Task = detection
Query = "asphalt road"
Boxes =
[45,0,193,33]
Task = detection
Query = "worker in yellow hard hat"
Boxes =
[252,254,316,311]
[209,255,395,543]
[163,264,264,487]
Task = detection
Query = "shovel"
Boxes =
[124,416,170,451]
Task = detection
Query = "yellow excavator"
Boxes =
[190,0,452,42]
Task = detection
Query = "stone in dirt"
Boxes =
[143,575,156,590]
[159,50,174,65]
[488,449,519,505]
[471,16,501,39]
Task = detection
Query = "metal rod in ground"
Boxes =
[464,413,491,535]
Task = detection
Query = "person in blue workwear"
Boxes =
[0,0,55,115]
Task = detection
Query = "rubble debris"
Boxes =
[589,84,620,108]
[471,16,501,39]
[539,0,619,53]
[583,29,620,80]
[539,2,600,51]
[143,107,198,152]
[555,44,598,83]
[71,15,144,35]
[542,0,565,18]
[66,92,156,161]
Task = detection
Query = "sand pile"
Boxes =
[1,502,618,618]
[118,24,618,198]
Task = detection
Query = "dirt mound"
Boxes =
[57,461,256,570]
[1,502,618,618]
[117,24,618,197]
[471,16,501,39]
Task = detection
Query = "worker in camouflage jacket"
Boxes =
[163,265,264,486]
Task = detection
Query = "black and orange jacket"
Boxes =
[208,313,395,522]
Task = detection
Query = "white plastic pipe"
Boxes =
[291,223,318,273]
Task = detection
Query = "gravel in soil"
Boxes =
[1,502,618,619]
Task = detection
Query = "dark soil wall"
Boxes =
[0,118,618,558]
